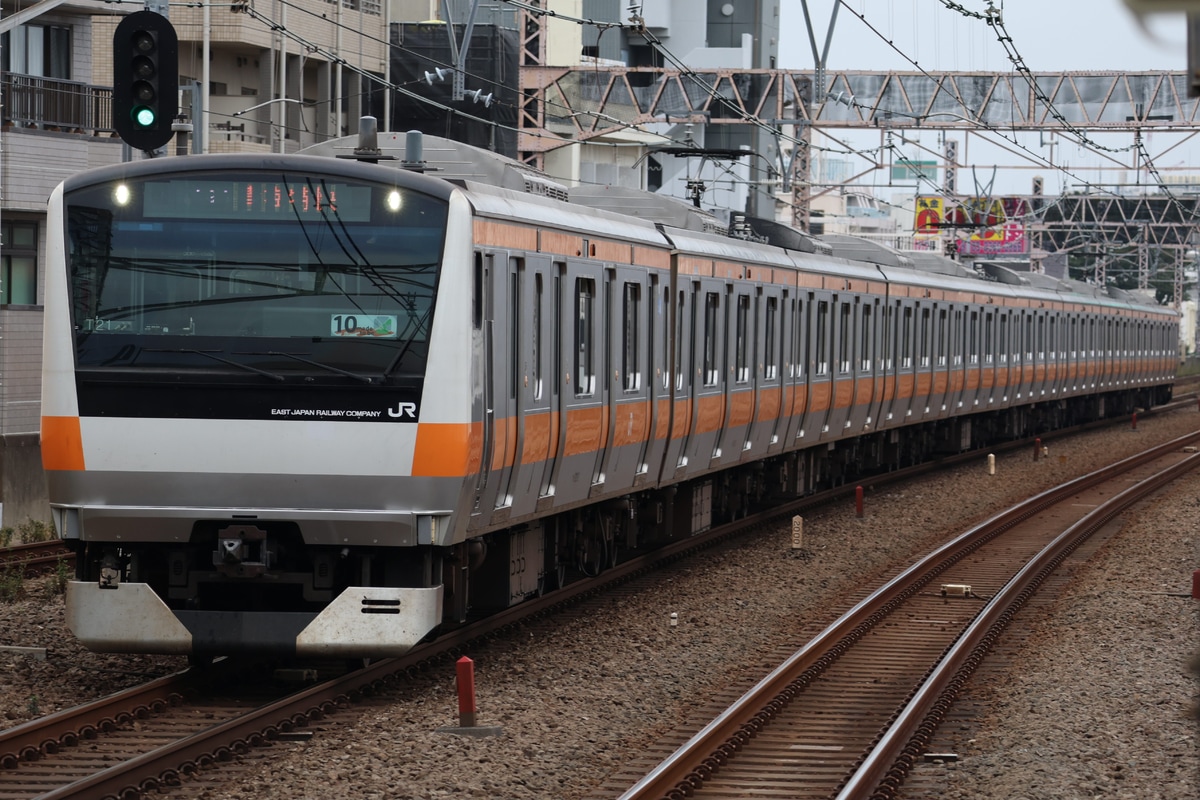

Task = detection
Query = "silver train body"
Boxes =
[41,132,1177,658]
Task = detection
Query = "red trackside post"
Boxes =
[855,485,864,518]
[456,656,478,728]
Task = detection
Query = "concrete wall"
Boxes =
[0,434,47,529]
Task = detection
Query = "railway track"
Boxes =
[607,430,1200,800]
[0,540,71,579]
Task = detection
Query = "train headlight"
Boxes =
[386,190,402,211]
[114,184,132,206]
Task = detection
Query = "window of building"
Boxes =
[1,24,70,79]
[1,221,38,305]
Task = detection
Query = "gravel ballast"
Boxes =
[1,410,1197,799]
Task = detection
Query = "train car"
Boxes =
[40,124,1177,659]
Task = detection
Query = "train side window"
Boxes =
[735,294,750,383]
[765,296,778,380]
[622,282,641,392]
[575,277,595,396]
[703,291,721,387]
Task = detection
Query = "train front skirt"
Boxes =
[64,581,444,657]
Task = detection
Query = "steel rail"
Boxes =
[837,440,1200,799]
[617,428,1200,800]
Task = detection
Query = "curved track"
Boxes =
[613,430,1200,800]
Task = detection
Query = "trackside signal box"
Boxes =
[112,10,178,152]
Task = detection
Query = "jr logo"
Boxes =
[388,401,418,419]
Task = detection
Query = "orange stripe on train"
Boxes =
[41,416,86,471]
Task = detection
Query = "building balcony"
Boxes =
[1,72,113,136]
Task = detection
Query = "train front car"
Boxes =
[42,155,475,659]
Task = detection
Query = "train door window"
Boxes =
[838,302,852,374]
[575,277,596,396]
[999,314,1008,364]
[791,298,804,378]
[969,310,979,365]
[816,300,830,375]
[1047,316,1056,364]
[675,290,684,390]
[883,302,896,370]
[703,291,721,386]
[937,308,948,367]
[919,307,931,368]
[473,252,484,329]
[622,282,641,392]
[765,296,779,380]
[533,273,544,400]
[860,303,872,372]
[951,309,962,367]
[1026,314,1035,362]
[984,312,993,364]
[735,294,750,383]
[510,266,520,401]
[660,284,670,391]
[901,306,913,369]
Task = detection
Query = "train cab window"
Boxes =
[859,304,873,372]
[735,294,750,383]
[575,277,596,396]
[622,282,641,392]
[838,302,851,374]
[765,296,778,380]
[816,300,830,375]
[703,292,720,387]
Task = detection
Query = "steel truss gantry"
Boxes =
[520,67,1198,212]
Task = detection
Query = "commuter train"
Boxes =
[41,123,1177,659]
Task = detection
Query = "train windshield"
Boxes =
[64,171,448,381]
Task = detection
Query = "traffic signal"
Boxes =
[112,11,178,152]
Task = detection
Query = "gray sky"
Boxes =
[775,1,1193,197]
[778,1,1185,73]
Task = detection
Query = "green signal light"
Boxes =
[133,106,156,128]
